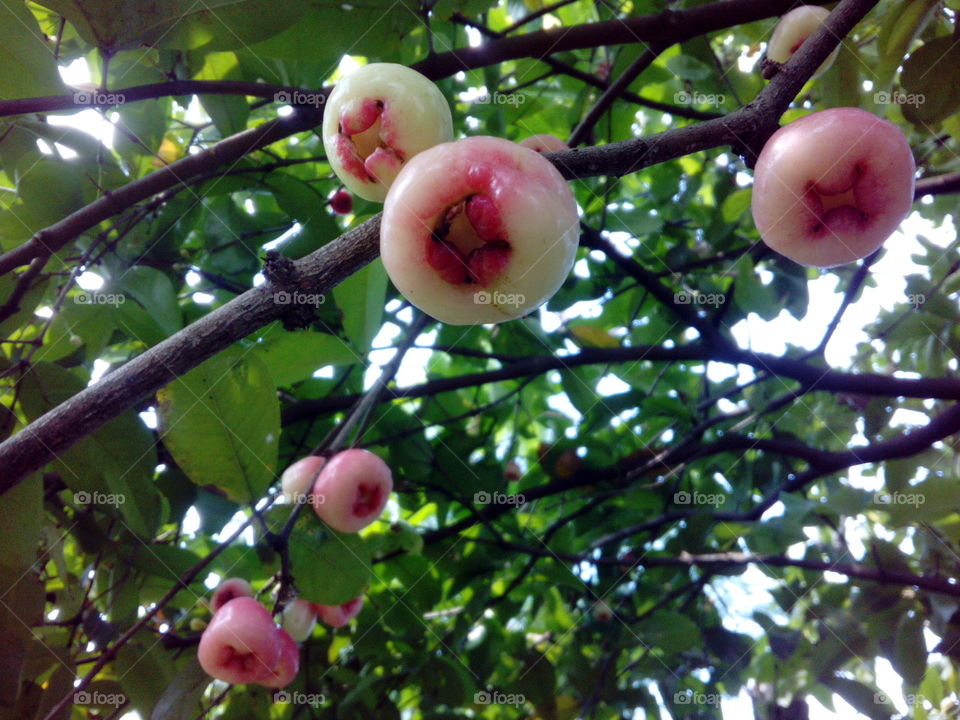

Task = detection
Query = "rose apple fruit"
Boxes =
[198,597,281,684]
[767,6,839,78]
[322,63,453,202]
[312,449,392,533]
[751,107,915,268]
[380,136,579,324]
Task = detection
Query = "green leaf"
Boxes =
[116,632,176,715]
[255,330,358,386]
[149,657,211,720]
[0,1,63,99]
[893,612,927,686]
[720,188,751,224]
[638,611,701,654]
[196,52,250,136]
[119,266,183,337]
[289,518,372,605]
[900,36,960,125]
[333,258,388,353]
[18,363,163,537]
[0,474,41,573]
[157,348,280,503]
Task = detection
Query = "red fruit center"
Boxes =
[330,190,353,215]
[335,99,404,185]
[425,194,512,286]
[222,646,266,676]
[352,482,383,518]
[804,162,871,238]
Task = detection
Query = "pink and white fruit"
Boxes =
[751,107,915,268]
[257,628,300,689]
[211,578,253,613]
[281,598,317,642]
[767,6,839,78]
[519,134,569,153]
[312,449,392,533]
[281,456,327,504]
[315,597,364,628]
[198,597,281,684]
[381,136,579,325]
[322,63,453,202]
[329,189,353,215]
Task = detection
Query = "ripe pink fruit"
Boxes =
[519,134,569,153]
[329,189,353,215]
[281,598,317,642]
[767,6,839,78]
[281,455,327,504]
[198,597,281,684]
[751,108,915,268]
[211,578,253,613]
[257,628,300,689]
[381,136,579,325]
[311,448,392,533]
[314,597,364,628]
[322,63,453,202]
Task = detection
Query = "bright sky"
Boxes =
[46,53,956,720]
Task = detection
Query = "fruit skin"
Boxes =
[519,134,569,153]
[766,6,839,78]
[322,63,453,202]
[281,456,327,504]
[281,598,317,642]
[311,449,393,533]
[257,628,300,689]
[329,189,353,215]
[381,136,579,325]
[211,578,253,613]
[314,597,364,628]
[198,597,282,684]
[751,107,915,268]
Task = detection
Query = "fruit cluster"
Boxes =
[198,580,364,687]
[321,62,578,325]
[197,449,389,685]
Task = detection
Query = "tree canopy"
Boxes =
[1,0,960,718]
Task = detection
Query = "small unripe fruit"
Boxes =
[211,578,253,613]
[381,136,579,325]
[751,108,915,268]
[281,456,327,504]
[519,134,569,153]
[322,63,453,202]
[329,189,353,215]
[257,628,300,689]
[767,6,839,78]
[312,449,392,533]
[198,597,281,684]
[314,597,364,628]
[281,598,317,642]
